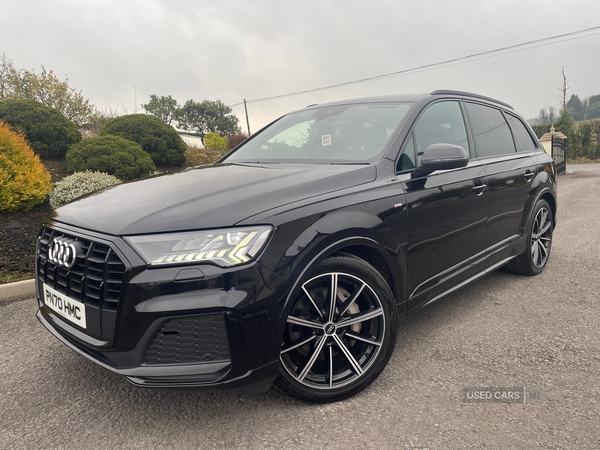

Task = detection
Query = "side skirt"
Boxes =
[419,255,516,310]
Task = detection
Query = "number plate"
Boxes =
[43,284,87,329]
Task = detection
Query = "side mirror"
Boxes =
[412,143,469,178]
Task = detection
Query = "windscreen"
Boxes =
[224,102,412,164]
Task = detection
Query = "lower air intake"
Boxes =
[144,314,231,365]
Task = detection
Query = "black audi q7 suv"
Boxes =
[36,90,556,402]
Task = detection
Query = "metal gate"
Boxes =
[552,135,566,175]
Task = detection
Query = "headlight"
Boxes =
[124,226,272,267]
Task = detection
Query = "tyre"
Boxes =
[506,199,553,276]
[275,255,397,403]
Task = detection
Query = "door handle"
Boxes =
[524,170,534,181]
[472,184,487,196]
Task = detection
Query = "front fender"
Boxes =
[243,180,408,366]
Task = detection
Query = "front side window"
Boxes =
[506,114,537,152]
[224,103,411,164]
[465,103,516,158]
[398,101,469,171]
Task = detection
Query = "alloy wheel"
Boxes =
[531,206,552,268]
[280,272,385,390]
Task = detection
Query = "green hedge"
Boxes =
[531,124,551,138]
[532,115,600,160]
[0,98,81,159]
[100,114,186,166]
[66,135,156,181]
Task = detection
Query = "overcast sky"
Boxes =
[1,0,599,130]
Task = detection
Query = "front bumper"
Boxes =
[37,309,278,391]
[35,222,287,391]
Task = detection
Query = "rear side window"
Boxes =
[506,114,537,151]
[465,103,516,158]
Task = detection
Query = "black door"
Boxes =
[463,103,537,268]
[396,101,489,312]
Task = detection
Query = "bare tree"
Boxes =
[558,66,570,114]
[548,105,557,123]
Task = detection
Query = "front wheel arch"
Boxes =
[275,255,398,402]
[271,236,402,362]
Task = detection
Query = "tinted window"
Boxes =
[225,102,411,164]
[506,114,537,151]
[465,103,516,158]
[411,101,469,166]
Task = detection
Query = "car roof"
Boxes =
[303,93,428,109]
[300,90,513,111]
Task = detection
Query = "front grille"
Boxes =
[144,314,231,365]
[37,227,126,340]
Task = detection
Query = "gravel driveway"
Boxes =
[1,164,599,450]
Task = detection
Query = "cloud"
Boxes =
[1,0,599,128]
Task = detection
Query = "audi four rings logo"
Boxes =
[48,238,77,268]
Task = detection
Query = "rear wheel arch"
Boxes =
[540,192,557,228]
[506,197,553,276]
[523,186,555,232]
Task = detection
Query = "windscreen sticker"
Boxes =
[321,134,332,146]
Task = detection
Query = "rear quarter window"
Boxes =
[506,114,538,152]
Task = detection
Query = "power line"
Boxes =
[229,25,600,107]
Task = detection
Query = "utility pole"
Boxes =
[244,98,251,136]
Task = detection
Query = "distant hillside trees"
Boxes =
[565,94,600,121]
[537,93,600,125]
[537,106,558,124]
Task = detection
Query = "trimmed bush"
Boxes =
[49,171,122,209]
[100,114,186,166]
[531,124,551,139]
[0,120,52,212]
[66,135,156,181]
[184,145,224,167]
[204,132,228,152]
[227,133,248,150]
[0,98,81,159]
